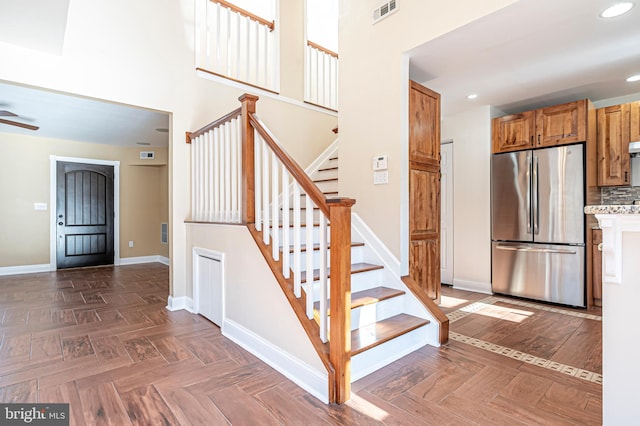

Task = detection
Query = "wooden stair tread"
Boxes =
[313,286,405,313]
[313,177,339,183]
[318,166,338,172]
[287,241,364,253]
[351,314,429,356]
[300,262,383,283]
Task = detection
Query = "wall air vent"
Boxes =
[161,223,168,244]
[373,0,398,24]
[140,151,155,160]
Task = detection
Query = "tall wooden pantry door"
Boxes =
[408,80,441,301]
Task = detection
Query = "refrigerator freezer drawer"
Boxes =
[492,242,585,307]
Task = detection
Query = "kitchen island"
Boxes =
[584,205,640,425]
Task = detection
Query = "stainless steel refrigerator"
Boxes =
[491,144,585,307]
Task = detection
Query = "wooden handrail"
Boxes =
[187,107,242,143]
[210,0,275,31]
[307,40,338,59]
[248,113,331,218]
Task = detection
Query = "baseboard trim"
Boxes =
[166,296,195,313]
[222,318,328,404]
[120,255,170,266]
[0,263,51,276]
[452,279,492,294]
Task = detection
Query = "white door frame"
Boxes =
[50,156,121,270]
[440,140,454,284]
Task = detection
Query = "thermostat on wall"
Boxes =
[140,151,155,160]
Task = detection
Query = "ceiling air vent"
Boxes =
[373,0,398,24]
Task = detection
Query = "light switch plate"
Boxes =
[373,170,389,185]
[34,203,48,211]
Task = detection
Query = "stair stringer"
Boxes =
[349,213,442,381]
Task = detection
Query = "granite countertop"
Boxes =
[584,205,640,214]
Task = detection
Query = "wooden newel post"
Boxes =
[328,197,356,403]
[239,93,259,224]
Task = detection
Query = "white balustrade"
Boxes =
[190,117,242,223]
[305,42,338,111]
[196,0,278,92]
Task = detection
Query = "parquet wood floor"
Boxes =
[0,265,601,425]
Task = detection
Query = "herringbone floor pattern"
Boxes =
[0,264,601,425]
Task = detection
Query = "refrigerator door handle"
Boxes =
[495,245,577,255]
[526,152,531,234]
[533,156,539,235]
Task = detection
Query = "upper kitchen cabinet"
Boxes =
[597,103,630,186]
[630,101,640,142]
[491,111,535,153]
[535,100,587,147]
[492,99,589,153]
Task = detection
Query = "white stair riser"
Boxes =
[313,180,339,192]
[314,169,339,180]
[285,245,364,272]
[304,269,382,301]
[350,296,404,330]
[350,324,430,382]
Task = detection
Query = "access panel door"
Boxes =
[56,162,114,269]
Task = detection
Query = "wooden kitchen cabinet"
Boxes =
[492,111,535,153]
[630,101,640,142]
[535,100,587,147]
[592,228,602,306]
[492,99,589,153]
[597,103,630,186]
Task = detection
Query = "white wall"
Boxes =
[337,0,517,270]
[442,106,493,293]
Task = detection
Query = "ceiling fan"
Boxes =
[0,110,39,131]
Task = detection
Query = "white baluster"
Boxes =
[281,171,290,278]
[305,194,314,319]
[254,133,262,231]
[203,131,210,221]
[236,118,242,223]
[224,122,231,221]
[213,128,220,221]
[245,17,251,83]
[318,213,328,342]
[191,135,197,220]
[262,139,270,245]
[230,119,238,222]
[215,3,222,74]
[197,135,205,221]
[293,182,301,297]
[271,151,279,260]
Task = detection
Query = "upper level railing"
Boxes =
[195,0,279,92]
[305,40,338,111]
[187,94,354,403]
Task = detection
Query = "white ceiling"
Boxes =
[0,81,170,147]
[409,0,640,116]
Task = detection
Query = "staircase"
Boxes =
[188,94,446,403]
[281,149,434,382]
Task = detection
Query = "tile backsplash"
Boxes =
[601,186,640,205]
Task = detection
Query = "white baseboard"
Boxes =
[452,279,493,294]
[120,255,170,266]
[166,295,195,313]
[0,263,51,276]
[222,319,328,404]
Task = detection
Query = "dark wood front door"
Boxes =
[408,80,441,302]
[56,161,115,269]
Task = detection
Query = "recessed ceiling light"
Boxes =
[155,128,169,133]
[136,142,151,146]
[466,94,478,100]
[627,74,640,82]
[600,2,634,18]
